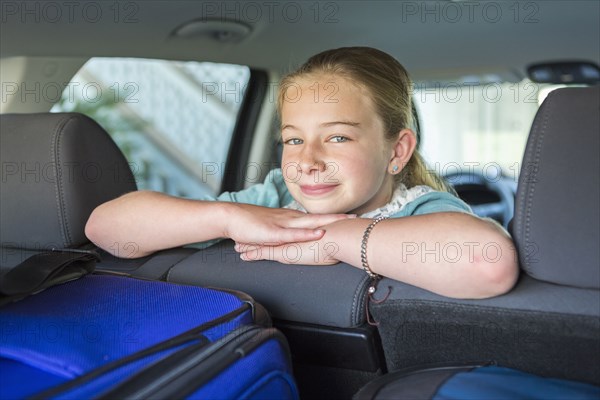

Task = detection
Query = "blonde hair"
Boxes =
[277,47,452,192]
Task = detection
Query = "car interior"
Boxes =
[1,1,599,399]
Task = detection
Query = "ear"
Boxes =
[388,129,417,174]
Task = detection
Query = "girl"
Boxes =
[86,47,518,299]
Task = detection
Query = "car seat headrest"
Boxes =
[0,113,137,253]
[513,87,599,289]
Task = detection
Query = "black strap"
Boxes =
[0,249,99,306]
[119,248,193,280]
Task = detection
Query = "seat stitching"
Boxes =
[51,115,77,247]
[517,94,551,275]
[351,274,371,326]
[524,97,552,276]
[515,113,539,266]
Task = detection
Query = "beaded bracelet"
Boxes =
[360,216,389,279]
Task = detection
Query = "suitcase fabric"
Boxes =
[354,364,600,400]
[0,275,298,399]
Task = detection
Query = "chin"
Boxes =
[301,202,348,215]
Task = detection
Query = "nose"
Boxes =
[298,141,326,176]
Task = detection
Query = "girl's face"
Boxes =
[280,75,396,215]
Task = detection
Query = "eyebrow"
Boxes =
[281,121,361,131]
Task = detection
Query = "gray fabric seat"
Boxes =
[368,86,600,385]
[0,113,137,272]
[512,87,599,288]
[166,240,372,327]
[0,112,196,280]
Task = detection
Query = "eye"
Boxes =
[284,138,303,145]
[329,135,349,143]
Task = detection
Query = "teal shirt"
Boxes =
[210,169,295,209]
[390,188,473,217]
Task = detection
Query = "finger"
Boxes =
[242,245,294,264]
[234,242,260,253]
[240,251,256,261]
[267,228,325,244]
[285,213,356,229]
[240,247,270,262]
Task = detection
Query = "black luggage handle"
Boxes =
[0,248,99,306]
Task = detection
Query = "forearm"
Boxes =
[85,191,230,258]
[326,213,518,299]
[86,191,349,259]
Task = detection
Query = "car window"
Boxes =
[415,79,561,183]
[51,58,251,198]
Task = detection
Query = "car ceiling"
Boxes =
[1,0,599,81]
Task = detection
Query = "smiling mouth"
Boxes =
[299,184,339,196]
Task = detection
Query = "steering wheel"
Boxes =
[444,171,515,229]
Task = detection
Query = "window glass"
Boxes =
[414,79,559,182]
[51,58,251,197]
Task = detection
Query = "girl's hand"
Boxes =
[222,203,354,246]
[234,237,341,265]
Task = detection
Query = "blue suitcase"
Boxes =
[0,274,299,399]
